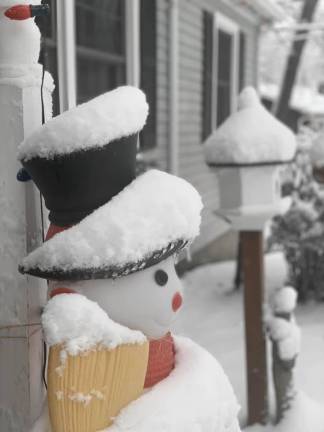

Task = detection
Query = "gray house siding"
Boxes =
[154,0,262,258]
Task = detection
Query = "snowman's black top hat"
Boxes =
[18,87,202,280]
[22,134,137,226]
[18,86,146,226]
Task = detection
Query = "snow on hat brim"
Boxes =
[19,170,203,280]
[18,86,148,161]
[204,87,297,166]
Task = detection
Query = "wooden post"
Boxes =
[241,231,268,425]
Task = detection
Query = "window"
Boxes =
[215,14,239,127]
[202,11,244,140]
[75,0,126,103]
[36,0,157,150]
[39,0,127,113]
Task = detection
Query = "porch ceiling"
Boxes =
[235,0,285,22]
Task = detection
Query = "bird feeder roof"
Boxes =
[204,87,297,167]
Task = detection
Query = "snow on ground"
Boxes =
[245,392,324,432]
[172,252,324,429]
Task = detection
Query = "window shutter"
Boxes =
[202,10,214,141]
[216,29,232,126]
[140,0,157,150]
[239,31,246,91]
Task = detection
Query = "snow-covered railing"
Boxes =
[267,286,300,423]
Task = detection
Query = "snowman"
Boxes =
[19,86,241,432]
[0,0,46,65]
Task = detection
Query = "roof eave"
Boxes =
[242,0,285,22]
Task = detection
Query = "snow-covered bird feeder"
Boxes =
[204,87,297,425]
[204,87,297,231]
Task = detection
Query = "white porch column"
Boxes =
[0,9,53,431]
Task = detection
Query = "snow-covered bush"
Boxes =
[269,125,324,302]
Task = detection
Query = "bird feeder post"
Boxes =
[241,231,268,425]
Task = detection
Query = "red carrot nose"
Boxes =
[50,287,76,298]
[5,5,32,20]
[172,292,183,312]
[5,4,49,20]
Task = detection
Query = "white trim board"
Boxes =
[56,0,77,112]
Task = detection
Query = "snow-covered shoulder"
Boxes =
[106,336,241,432]
[30,336,241,432]
[21,170,202,274]
[204,87,297,166]
[18,86,149,161]
[42,294,146,355]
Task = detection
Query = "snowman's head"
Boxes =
[0,1,41,64]
[50,256,183,340]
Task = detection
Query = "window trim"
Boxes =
[212,12,239,129]
[126,0,140,87]
[56,0,77,112]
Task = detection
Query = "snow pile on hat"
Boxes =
[18,86,149,160]
[204,87,297,166]
[20,169,202,279]
[42,294,146,355]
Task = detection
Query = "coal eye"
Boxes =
[154,270,168,286]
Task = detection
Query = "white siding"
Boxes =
[153,0,262,253]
